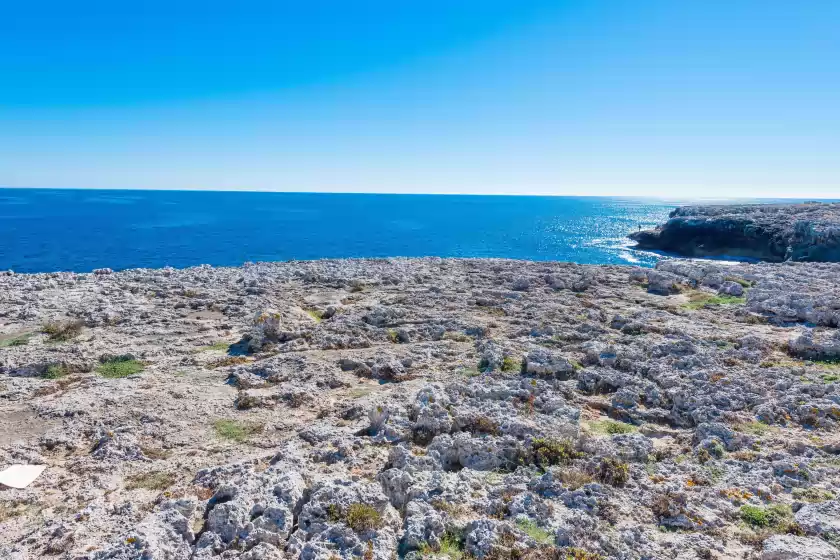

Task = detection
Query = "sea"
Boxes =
[0,189,810,273]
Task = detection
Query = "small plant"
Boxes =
[587,419,636,435]
[97,357,144,378]
[530,438,581,468]
[734,420,773,436]
[681,292,746,310]
[501,356,521,373]
[305,309,324,323]
[386,329,399,343]
[42,319,84,342]
[724,276,753,288]
[140,446,172,460]
[469,415,500,435]
[212,419,263,442]
[419,529,466,560]
[207,355,249,369]
[792,487,835,503]
[442,331,472,342]
[516,518,554,545]
[596,458,629,487]
[125,471,176,491]
[739,504,794,530]
[200,341,231,352]
[344,503,382,532]
[563,548,605,560]
[42,364,67,379]
[556,468,592,490]
[0,332,33,347]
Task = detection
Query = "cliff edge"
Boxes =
[629,201,840,262]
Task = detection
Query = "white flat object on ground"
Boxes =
[0,464,46,489]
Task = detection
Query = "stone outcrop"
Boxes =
[630,202,840,262]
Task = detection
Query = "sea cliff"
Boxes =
[629,202,840,262]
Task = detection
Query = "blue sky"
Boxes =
[1,1,838,197]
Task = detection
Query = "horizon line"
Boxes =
[1,185,838,201]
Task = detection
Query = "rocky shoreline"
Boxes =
[629,202,840,262]
[1,258,839,559]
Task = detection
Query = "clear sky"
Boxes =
[1,1,838,197]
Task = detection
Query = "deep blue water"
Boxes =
[0,189,777,273]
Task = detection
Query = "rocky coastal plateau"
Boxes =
[630,202,840,262]
[2,257,840,560]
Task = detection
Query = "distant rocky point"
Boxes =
[630,201,840,262]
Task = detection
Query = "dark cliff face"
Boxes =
[629,202,840,262]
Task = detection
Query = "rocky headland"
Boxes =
[629,202,840,262]
[1,258,840,560]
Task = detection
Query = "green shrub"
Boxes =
[42,364,67,379]
[587,419,636,435]
[596,458,629,487]
[305,309,324,323]
[387,329,399,343]
[530,438,581,468]
[200,341,231,352]
[682,293,746,310]
[501,356,522,373]
[0,333,33,347]
[739,504,794,529]
[42,319,84,342]
[97,357,144,378]
[345,503,382,532]
[516,518,554,545]
[212,419,263,442]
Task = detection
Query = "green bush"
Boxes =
[530,438,581,468]
[739,504,793,529]
[42,319,84,342]
[42,364,67,379]
[345,503,382,532]
[516,518,554,544]
[501,356,522,373]
[0,333,33,347]
[212,419,263,442]
[97,357,144,378]
[596,458,629,487]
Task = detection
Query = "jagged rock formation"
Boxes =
[629,202,840,262]
[1,258,839,559]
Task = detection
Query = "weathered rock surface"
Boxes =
[1,257,840,559]
[630,202,840,262]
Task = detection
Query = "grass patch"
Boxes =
[207,355,249,369]
[681,292,746,310]
[725,276,753,288]
[344,503,382,532]
[792,487,836,503]
[212,419,263,442]
[305,309,324,323]
[200,341,231,352]
[733,420,773,436]
[586,419,636,435]
[530,438,581,468]
[739,504,797,531]
[97,357,144,378]
[442,331,472,342]
[501,356,522,373]
[125,471,176,491]
[419,530,465,560]
[556,468,593,490]
[42,364,67,379]
[140,446,172,460]
[42,319,84,342]
[0,332,34,348]
[516,518,554,545]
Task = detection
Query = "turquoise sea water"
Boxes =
[0,189,769,273]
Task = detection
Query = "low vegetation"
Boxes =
[212,418,263,442]
[42,364,67,379]
[344,503,383,532]
[516,518,554,545]
[305,309,324,323]
[0,332,33,347]
[42,319,84,342]
[501,356,522,373]
[682,292,746,310]
[125,471,176,491]
[586,419,636,435]
[596,458,630,487]
[97,357,144,378]
[530,438,581,468]
[739,504,799,533]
